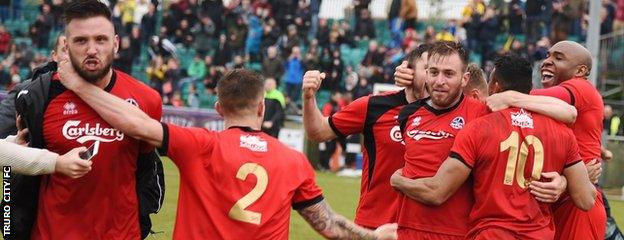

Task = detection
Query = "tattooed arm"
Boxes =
[297,200,398,240]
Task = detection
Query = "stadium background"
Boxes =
[0,0,623,238]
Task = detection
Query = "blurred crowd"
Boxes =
[0,0,623,113]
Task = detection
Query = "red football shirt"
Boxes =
[450,108,581,240]
[33,70,162,239]
[159,125,323,240]
[397,95,489,236]
[328,90,408,228]
[531,78,603,163]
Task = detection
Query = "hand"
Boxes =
[15,115,29,146]
[529,172,567,203]
[262,121,273,129]
[394,61,414,88]
[390,169,404,189]
[373,223,398,240]
[55,147,93,178]
[586,159,602,184]
[485,91,514,111]
[601,147,613,162]
[302,70,326,100]
[56,38,88,91]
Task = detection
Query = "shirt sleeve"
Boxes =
[530,86,574,105]
[157,123,217,168]
[327,96,369,138]
[449,120,483,169]
[292,153,324,210]
[0,140,57,175]
[563,128,583,168]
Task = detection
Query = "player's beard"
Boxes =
[428,85,462,109]
[69,50,113,84]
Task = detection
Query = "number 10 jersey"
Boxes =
[450,107,581,239]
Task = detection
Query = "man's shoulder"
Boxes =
[114,70,161,100]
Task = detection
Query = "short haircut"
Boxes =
[465,63,487,92]
[428,41,469,71]
[493,54,533,94]
[217,69,265,115]
[405,43,432,69]
[62,0,112,25]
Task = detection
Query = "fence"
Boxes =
[599,29,624,106]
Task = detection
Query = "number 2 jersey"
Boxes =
[450,107,581,239]
[158,124,323,240]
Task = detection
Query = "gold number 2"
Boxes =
[228,163,268,225]
[500,131,544,189]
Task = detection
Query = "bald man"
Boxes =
[487,41,607,240]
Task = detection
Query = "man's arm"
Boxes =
[390,158,471,206]
[297,200,397,240]
[57,52,164,147]
[486,90,577,124]
[562,161,597,211]
[302,70,338,142]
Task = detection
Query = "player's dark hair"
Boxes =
[62,0,112,25]
[493,54,533,94]
[405,43,431,69]
[428,41,469,71]
[217,69,264,115]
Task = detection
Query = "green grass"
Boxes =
[148,158,624,240]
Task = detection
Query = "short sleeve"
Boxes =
[292,154,324,210]
[563,128,582,168]
[328,96,369,138]
[531,86,574,105]
[158,123,217,167]
[449,120,483,169]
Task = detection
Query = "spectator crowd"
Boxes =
[0,0,623,114]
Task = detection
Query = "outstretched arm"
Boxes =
[390,158,471,206]
[57,49,164,147]
[302,70,338,142]
[297,200,397,240]
[486,90,577,124]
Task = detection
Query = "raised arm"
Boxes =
[57,50,164,148]
[562,161,597,211]
[390,157,471,206]
[486,90,577,124]
[297,200,397,240]
[302,70,338,142]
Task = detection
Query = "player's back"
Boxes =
[463,108,579,240]
[165,126,322,240]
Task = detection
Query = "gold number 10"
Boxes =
[500,131,545,189]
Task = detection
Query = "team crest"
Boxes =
[63,102,78,115]
[450,117,465,130]
[511,109,534,129]
[411,116,422,127]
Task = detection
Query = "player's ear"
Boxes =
[215,101,224,117]
[257,98,265,118]
[468,89,480,100]
[461,72,470,88]
[113,34,120,54]
[576,65,589,78]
